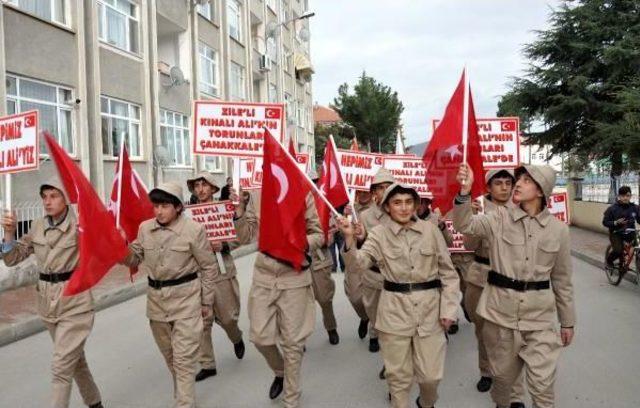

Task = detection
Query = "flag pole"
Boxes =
[115,136,125,229]
[462,68,470,164]
[329,134,358,223]
[266,129,341,218]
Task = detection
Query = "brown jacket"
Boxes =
[344,217,460,337]
[461,197,498,287]
[211,202,258,282]
[3,209,94,322]
[238,193,324,289]
[453,200,576,330]
[124,215,219,322]
[359,204,388,289]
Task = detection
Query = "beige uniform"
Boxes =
[310,244,337,331]
[344,217,460,408]
[462,198,526,402]
[3,210,101,408]
[343,201,371,322]
[238,193,323,408]
[124,215,219,408]
[359,204,389,338]
[199,205,257,371]
[453,200,576,408]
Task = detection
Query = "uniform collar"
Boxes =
[44,207,72,233]
[509,205,552,227]
[151,214,186,233]
[373,204,385,220]
[388,216,420,235]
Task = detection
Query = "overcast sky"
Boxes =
[309,0,561,147]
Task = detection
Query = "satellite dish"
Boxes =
[154,145,171,167]
[298,27,310,42]
[169,66,186,87]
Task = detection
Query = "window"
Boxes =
[266,0,277,12]
[266,36,277,63]
[6,75,74,155]
[100,96,142,158]
[199,43,220,96]
[160,110,191,167]
[296,100,304,127]
[227,0,242,42]
[283,46,291,72]
[196,1,216,21]
[268,83,278,103]
[98,0,139,54]
[205,156,222,172]
[284,93,293,122]
[230,63,246,101]
[7,0,67,26]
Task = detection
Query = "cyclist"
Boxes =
[603,186,640,268]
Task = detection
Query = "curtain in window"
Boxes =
[106,6,127,50]
[17,0,52,21]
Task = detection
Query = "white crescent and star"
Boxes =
[271,163,289,204]
[329,162,338,188]
[445,145,462,159]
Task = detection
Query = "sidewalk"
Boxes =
[569,226,608,268]
[0,243,256,347]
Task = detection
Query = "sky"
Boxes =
[309,0,562,148]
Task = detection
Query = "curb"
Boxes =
[570,249,637,284]
[0,243,257,348]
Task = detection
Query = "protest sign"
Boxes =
[185,201,237,242]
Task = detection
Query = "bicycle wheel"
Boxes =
[604,245,624,286]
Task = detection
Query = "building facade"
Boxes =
[0,0,315,205]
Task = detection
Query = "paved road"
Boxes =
[1,253,639,407]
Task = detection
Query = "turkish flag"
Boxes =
[422,70,485,215]
[259,129,312,270]
[108,146,154,243]
[349,137,359,151]
[316,138,349,240]
[265,107,281,119]
[501,120,516,132]
[44,133,129,296]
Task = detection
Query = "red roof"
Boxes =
[313,105,342,124]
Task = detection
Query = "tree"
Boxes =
[333,72,404,153]
[497,0,640,183]
[313,122,355,165]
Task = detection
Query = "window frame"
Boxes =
[160,109,192,168]
[196,1,215,20]
[6,74,75,157]
[227,0,242,42]
[97,0,140,55]
[230,62,246,101]
[198,42,220,97]
[100,95,143,159]
[6,0,69,27]
[204,156,223,173]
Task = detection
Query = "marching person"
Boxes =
[185,171,256,381]
[235,190,323,407]
[121,182,220,408]
[461,169,525,408]
[359,168,396,354]
[1,179,104,408]
[453,164,576,408]
[343,190,374,339]
[339,183,460,408]
[309,169,340,345]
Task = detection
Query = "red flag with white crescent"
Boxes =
[315,137,349,239]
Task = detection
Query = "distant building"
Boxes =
[313,104,342,126]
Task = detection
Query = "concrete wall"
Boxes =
[156,0,188,29]
[99,49,145,104]
[568,180,609,234]
[158,74,191,114]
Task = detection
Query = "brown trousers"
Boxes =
[483,320,563,408]
[379,330,447,408]
[362,284,381,339]
[343,267,368,321]
[199,278,243,369]
[43,311,101,408]
[150,316,203,408]
[310,266,337,331]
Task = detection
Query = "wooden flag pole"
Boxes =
[329,134,358,223]
[462,68,470,165]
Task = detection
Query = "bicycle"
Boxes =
[604,230,640,286]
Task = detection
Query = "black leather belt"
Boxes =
[148,272,198,289]
[383,279,442,293]
[488,271,550,292]
[474,255,490,265]
[39,272,73,283]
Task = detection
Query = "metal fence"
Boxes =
[578,173,640,203]
[0,201,44,241]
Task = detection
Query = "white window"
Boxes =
[97,0,139,54]
[227,0,242,42]
[266,36,277,63]
[266,0,277,12]
[230,63,246,101]
[160,110,191,167]
[268,83,278,103]
[100,96,142,158]
[6,75,74,155]
[7,0,67,26]
[196,1,216,21]
[284,93,293,121]
[283,46,291,72]
[296,100,304,127]
[205,156,222,172]
[199,43,220,96]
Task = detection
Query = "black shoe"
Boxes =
[369,337,380,352]
[195,368,217,382]
[510,403,526,408]
[358,319,369,339]
[328,329,340,345]
[476,376,492,392]
[89,403,104,408]
[269,376,284,399]
[447,322,459,335]
[379,366,385,379]
[234,339,245,359]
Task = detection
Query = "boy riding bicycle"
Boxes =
[603,186,640,268]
